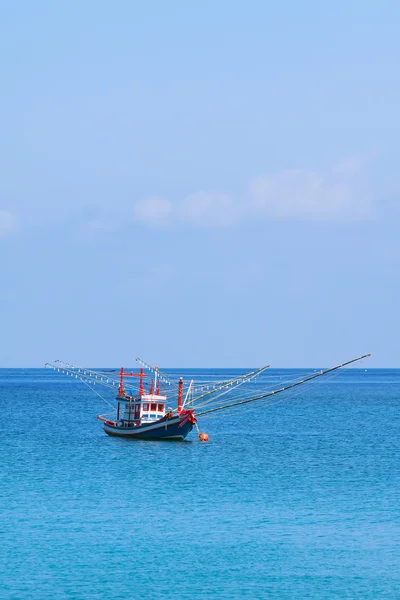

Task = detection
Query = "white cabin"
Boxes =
[117,393,167,424]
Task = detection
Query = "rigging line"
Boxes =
[188,365,270,405]
[196,357,367,415]
[193,365,270,389]
[52,361,156,394]
[198,367,349,421]
[190,378,257,410]
[268,364,347,405]
[188,378,263,410]
[191,367,327,410]
[50,364,148,397]
[81,378,116,410]
[46,362,118,407]
[190,368,275,410]
[199,389,307,420]
[46,363,120,392]
[190,367,319,388]
[196,365,351,412]
[54,360,117,382]
[135,358,179,389]
[195,354,371,416]
[191,368,271,394]
[194,373,282,389]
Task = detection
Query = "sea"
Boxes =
[1,367,399,600]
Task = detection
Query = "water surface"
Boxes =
[1,368,399,599]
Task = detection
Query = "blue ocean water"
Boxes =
[1,367,399,600]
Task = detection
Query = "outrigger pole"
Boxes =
[195,353,371,416]
[45,361,121,392]
[188,364,271,407]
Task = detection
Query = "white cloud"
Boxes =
[132,154,372,229]
[181,192,238,227]
[0,210,18,237]
[249,164,371,221]
[134,196,171,225]
[332,153,366,177]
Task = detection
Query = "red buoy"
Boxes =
[199,433,209,442]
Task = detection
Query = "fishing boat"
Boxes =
[45,354,371,441]
[100,365,196,440]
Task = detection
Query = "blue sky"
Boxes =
[1,0,399,367]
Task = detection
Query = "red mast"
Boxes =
[119,367,125,395]
[118,367,147,396]
[139,368,144,395]
[177,377,183,412]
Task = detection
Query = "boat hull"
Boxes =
[102,412,194,440]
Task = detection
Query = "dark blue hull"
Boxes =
[102,412,194,440]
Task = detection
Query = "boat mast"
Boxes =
[139,368,144,395]
[177,377,183,412]
[119,367,125,395]
[154,367,158,396]
[182,379,193,409]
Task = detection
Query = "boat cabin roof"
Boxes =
[118,393,167,403]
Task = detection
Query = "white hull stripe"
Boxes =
[104,417,183,435]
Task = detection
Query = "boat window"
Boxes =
[158,404,164,412]
[143,403,149,411]
[150,414,157,419]
[151,403,157,411]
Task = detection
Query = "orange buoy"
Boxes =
[199,433,209,442]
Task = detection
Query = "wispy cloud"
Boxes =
[181,192,238,227]
[0,210,18,237]
[133,154,372,228]
[134,196,171,226]
[332,154,367,177]
[249,161,371,221]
